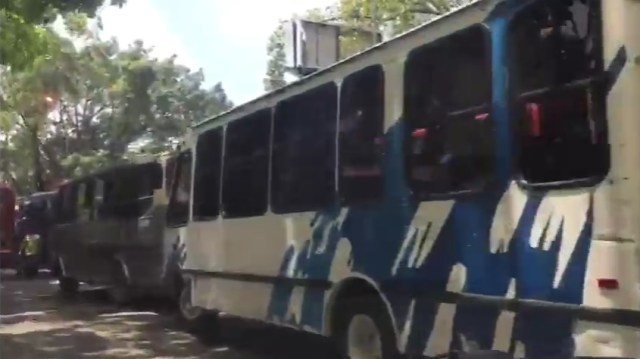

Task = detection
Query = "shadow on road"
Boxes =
[1,288,220,358]
[1,276,340,358]
[196,316,343,359]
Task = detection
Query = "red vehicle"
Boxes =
[0,184,17,269]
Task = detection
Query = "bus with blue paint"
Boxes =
[168,0,640,357]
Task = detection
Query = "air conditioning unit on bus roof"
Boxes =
[130,153,157,164]
[283,18,340,76]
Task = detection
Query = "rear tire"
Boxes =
[108,263,132,306]
[59,277,79,299]
[332,295,399,359]
[24,265,39,278]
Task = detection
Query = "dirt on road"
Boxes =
[0,272,337,359]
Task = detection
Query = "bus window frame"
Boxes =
[402,22,496,201]
[166,150,193,228]
[507,0,610,191]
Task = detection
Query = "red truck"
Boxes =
[0,184,16,269]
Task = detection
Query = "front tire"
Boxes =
[333,296,399,359]
[178,278,202,321]
[176,278,219,345]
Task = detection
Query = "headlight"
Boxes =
[138,218,151,228]
[25,234,40,241]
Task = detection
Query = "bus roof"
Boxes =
[25,191,56,200]
[60,160,162,187]
[193,0,489,131]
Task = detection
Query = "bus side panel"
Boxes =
[572,0,640,357]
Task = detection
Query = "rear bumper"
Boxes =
[0,250,16,269]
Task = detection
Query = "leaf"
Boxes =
[2,21,233,193]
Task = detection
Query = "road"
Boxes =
[0,271,338,359]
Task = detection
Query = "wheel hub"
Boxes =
[347,314,383,359]
[180,285,202,320]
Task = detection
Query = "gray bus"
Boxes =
[50,156,183,304]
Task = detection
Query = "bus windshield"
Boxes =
[510,0,608,185]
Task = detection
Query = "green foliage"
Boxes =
[263,21,287,92]
[0,0,125,71]
[0,28,233,194]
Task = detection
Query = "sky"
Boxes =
[99,0,335,104]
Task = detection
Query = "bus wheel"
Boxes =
[179,279,202,322]
[24,265,39,279]
[108,265,131,306]
[59,277,79,298]
[178,280,205,332]
[177,279,215,334]
[333,295,398,359]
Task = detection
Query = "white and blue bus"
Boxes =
[166,0,640,357]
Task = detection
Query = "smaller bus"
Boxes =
[50,156,183,303]
[0,185,16,269]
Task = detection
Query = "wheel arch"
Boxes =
[323,273,399,345]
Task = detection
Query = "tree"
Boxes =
[0,28,233,194]
[0,0,125,71]
[263,21,287,92]
[263,0,472,90]
[339,0,472,34]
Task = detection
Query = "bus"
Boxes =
[168,0,640,357]
[51,155,185,303]
[0,184,16,269]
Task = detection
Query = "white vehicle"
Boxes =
[167,0,640,357]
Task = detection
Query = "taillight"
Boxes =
[597,278,619,290]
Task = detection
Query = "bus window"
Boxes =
[339,65,385,205]
[167,151,192,227]
[94,179,104,216]
[222,109,271,218]
[98,163,162,219]
[192,128,223,220]
[59,183,78,223]
[404,25,494,198]
[164,155,177,198]
[510,0,608,185]
[272,82,338,213]
[77,180,95,221]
